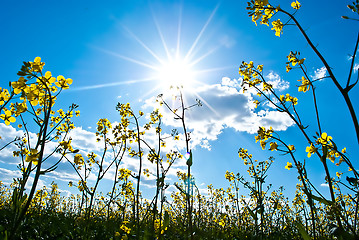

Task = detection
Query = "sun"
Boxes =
[156,57,196,89]
[80,4,222,100]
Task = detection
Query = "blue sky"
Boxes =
[0,0,358,200]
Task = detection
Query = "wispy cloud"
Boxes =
[312,66,327,80]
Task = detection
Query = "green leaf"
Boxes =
[295,221,311,240]
[163,211,170,228]
[186,150,192,167]
[310,194,333,205]
[330,225,355,240]
[303,188,333,205]
[246,206,257,221]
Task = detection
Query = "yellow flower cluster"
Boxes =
[291,0,301,9]
[247,1,301,37]
[298,76,311,93]
[279,93,298,105]
[96,118,112,137]
[0,110,16,125]
[305,132,346,164]
[59,139,76,154]
[239,61,266,93]
[286,51,305,72]
[25,148,40,165]
[271,19,284,37]
[0,57,74,129]
[247,0,276,26]
[74,154,84,166]
[118,168,132,181]
[255,126,274,150]
[225,171,235,182]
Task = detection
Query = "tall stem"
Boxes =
[279,8,359,144]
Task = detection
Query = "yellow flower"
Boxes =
[59,140,75,152]
[291,1,301,9]
[25,148,39,165]
[257,64,263,72]
[120,224,131,234]
[156,126,161,133]
[0,110,16,125]
[285,162,293,170]
[269,142,278,151]
[30,57,45,72]
[288,145,295,151]
[306,144,317,158]
[14,101,27,117]
[55,75,73,89]
[284,94,298,105]
[0,88,10,105]
[298,76,311,93]
[317,132,332,145]
[260,140,267,150]
[11,77,27,95]
[219,219,225,227]
[143,168,150,177]
[225,171,235,182]
[88,152,97,163]
[279,95,285,102]
[286,64,292,72]
[271,19,283,37]
[74,154,84,165]
[287,52,305,66]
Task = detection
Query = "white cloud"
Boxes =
[266,71,289,91]
[312,66,327,80]
[354,63,359,73]
[221,77,240,88]
[0,167,47,191]
[144,77,294,150]
[0,167,22,184]
[69,126,101,152]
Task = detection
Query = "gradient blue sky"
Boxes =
[0,0,358,200]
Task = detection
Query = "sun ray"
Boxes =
[191,91,220,117]
[151,7,172,61]
[176,3,183,59]
[71,77,157,91]
[87,2,226,120]
[195,66,235,74]
[92,46,158,70]
[122,25,165,65]
[189,45,221,67]
[184,4,219,62]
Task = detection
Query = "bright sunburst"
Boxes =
[80,3,228,103]
[156,57,196,89]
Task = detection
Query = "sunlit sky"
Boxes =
[1,0,358,200]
